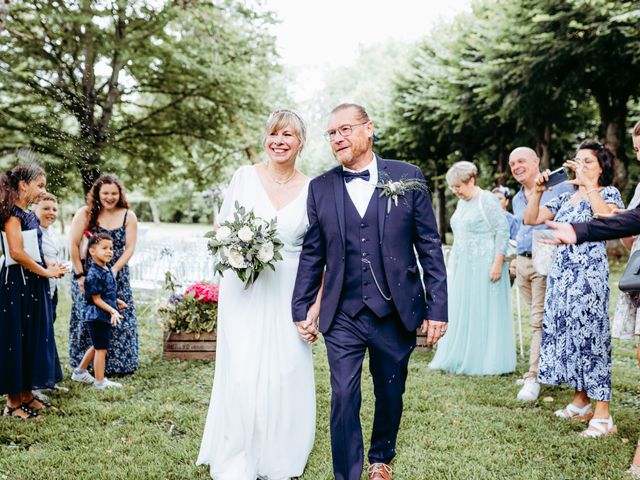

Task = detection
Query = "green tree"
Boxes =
[0,0,279,193]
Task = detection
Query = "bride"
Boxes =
[197,110,318,479]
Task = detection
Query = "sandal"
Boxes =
[580,416,617,438]
[554,402,593,421]
[2,404,38,419]
[24,397,52,410]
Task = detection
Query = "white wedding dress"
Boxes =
[197,166,316,480]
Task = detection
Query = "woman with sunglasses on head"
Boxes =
[524,140,622,438]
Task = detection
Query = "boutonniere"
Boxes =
[376,176,429,214]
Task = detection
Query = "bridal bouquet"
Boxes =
[206,201,284,288]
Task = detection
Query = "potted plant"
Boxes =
[158,272,218,360]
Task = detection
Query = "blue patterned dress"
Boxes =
[0,206,62,394]
[69,211,138,375]
[538,187,623,401]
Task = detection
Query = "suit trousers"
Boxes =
[516,255,547,380]
[323,307,415,480]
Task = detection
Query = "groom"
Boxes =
[292,103,448,480]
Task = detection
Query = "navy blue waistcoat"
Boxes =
[338,187,395,318]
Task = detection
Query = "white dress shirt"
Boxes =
[343,154,378,218]
[41,225,61,297]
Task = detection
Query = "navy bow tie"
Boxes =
[343,170,370,183]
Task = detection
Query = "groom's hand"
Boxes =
[421,319,447,346]
[295,320,318,344]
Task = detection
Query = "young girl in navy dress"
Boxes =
[0,164,68,419]
[72,233,127,389]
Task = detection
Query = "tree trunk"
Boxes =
[536,125,551,170]
[78,153,101,194]
[149,200,160,224]
[595,91,629,190]
[434,179,448,242]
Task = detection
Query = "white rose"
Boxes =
[227,249,247,269]
[257,242,274,263]
[389,182,399,193]
[215,226,232,241]
[238,226,254,242]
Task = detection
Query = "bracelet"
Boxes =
[73,271,86,279]
[585,188,599,195]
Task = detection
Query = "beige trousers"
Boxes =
[516,255,547,380]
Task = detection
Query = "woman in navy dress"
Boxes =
[0,164,67,419]
[68,175,138,377]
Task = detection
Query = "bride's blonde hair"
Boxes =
[263,109,307,154]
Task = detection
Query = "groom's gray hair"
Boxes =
[330,103,370,122]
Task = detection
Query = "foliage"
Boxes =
[206,201,283,289]
[296,41,411,178]
[0,0,279,193]
[157,272,217,335]
[381,0,640,236]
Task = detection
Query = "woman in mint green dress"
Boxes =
[429,161,516,375]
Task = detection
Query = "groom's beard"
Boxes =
[334,142,370,169]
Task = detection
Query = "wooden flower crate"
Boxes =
[162,331,216,361]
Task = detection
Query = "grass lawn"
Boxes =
[1,262,639,480]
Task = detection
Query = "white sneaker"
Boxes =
[517,379,540,401]
[93,378,122,389]
[71,370,95,384]
[32,389,50,402]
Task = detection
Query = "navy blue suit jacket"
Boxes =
[574,204,640,242]
[292,155,448,334]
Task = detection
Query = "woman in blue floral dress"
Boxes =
[68,175,139,377]
[524,140,622,438]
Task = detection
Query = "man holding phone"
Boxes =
[508,147,575,401]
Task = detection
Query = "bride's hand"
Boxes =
[295,321,317,344]
[305,303,320,334]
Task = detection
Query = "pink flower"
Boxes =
[185,282,219,303]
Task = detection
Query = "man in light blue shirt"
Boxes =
[509,147,574,402]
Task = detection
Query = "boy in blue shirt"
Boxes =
[71,233,126,389]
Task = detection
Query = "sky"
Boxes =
[262,0,473,101]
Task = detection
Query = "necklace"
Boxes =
[267,163,296,185]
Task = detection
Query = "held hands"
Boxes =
[508,259,517,278]
[117,299,128,310]
[421,319,447,346]
[110,310,123,327]
[47,263,69,279]
[295,303,320,344]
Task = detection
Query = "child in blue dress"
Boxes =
[71,233,127,389]
[0,164,68,419]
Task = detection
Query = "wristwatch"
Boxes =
[73,271,86,279]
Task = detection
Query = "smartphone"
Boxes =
[543,167,569,187]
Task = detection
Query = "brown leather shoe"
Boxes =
[368,463,392,480]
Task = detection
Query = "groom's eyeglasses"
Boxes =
[324,122,370,142]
